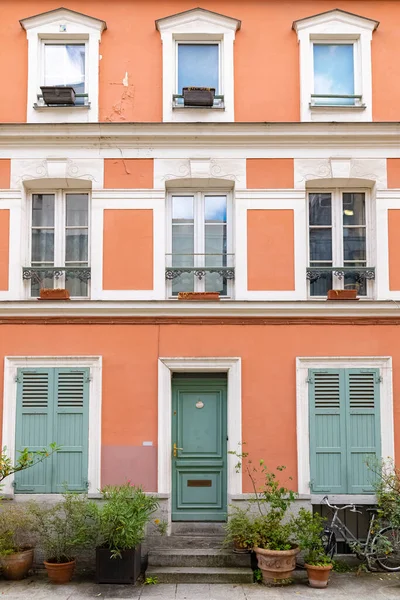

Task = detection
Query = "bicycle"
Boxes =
[320,495,400,571]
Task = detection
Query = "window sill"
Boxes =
[172,105,225,111]
[33,104,91,110]
[309,104,366,111]
[311,494,376,505]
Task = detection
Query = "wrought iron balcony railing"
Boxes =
[306,266,375,284]
[165,254,235,281]
[23,266,91,283]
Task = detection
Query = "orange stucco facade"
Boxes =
[2,1,400,123]
[0,321,399,492]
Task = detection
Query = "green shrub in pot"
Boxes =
[0,502,38,580]
[96,483,159,584]
[292,508,333,588]
[223,506,255,552]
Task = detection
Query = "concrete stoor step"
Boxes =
[148,548,251,568]
[145,566,254,584]
[171,522,226,536]
[146,534,225,549]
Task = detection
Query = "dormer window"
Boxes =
[156,8,240,122]
[20,7,106,123]
[293,9,379,122]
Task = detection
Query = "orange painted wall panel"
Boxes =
[247,209,295,291]
[103,209,153,290]
[104,159,154,189]
[2,1,400,122]
[247,159,294,189]
[387,159,400,188]
[388,209,400,291]
[0,210,10,291]
[0,322,400,492]
[0,160,11,188]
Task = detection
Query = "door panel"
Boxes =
[172,379,227,521]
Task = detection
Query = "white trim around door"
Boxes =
[158,357,242,503]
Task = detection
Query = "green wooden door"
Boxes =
[172,378,227,521]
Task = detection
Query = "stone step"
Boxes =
[148,548,251,568]
[145,566,254,584]
[171,522,226,536]
[146,534,225,549]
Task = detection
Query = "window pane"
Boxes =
[66,229,88,262]
[172,196,194,221]
[172,225,194,261]
[309,229,332,261]
[44,44,85,104]
[313,44,355,105]
[65,266,88,298]
[344,262,367,296]
[205,196,227,223]
[309,262,332,297]
[66,194,88,226]
[32,194,55,227]
[178,44,219,93]
[343,193,365,226]
[343,228,366,261]
[309,193,332,226]
[32,230,54,262]
[30,264,54,297]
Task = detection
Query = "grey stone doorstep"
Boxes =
[0,572,400,600]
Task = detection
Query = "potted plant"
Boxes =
[223,506,254,553]
[40,86,76,106]
[183,87,215,107]
[293,508,333,588]
[30,492,98,584]
[231,449,299,585]
[0,503,38,580]
[96,483,159,584]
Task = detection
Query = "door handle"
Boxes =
[173,442,183,457]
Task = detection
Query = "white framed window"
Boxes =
[307,189,374,298]
[28,190,90,298]
[20,7,106,123]
[293,9,379,122]
[166,190,233,297]
[156,8,240,122]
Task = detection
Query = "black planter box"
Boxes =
[95,545,141,584]
[40,86,76,106]
[183,87,215,107]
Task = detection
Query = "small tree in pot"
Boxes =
[29,492,98,584]
[231,448,299,585]
[0,503,38,580]
[96,483,159,584]
[292,508,333,588]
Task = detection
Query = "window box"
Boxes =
[40,86,76,106]
[178,292,220,301]
[39,288,70,300]
[327,289,358,300]
[183,87,215,107]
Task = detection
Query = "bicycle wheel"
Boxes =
[373,526,400,571]
[322,527,337,559]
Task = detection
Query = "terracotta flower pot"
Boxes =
[39,288,70,300]
[254,546,299,584]
[177,292,220,301]
[44,559,76,584]
[327,289,358,300]
[0,548,34,580]
[305,563,333,588]
[233,540,250,554]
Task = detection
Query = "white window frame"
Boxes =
[166,189,233,298]
[307,188,374,298]
[1,355,102,498]
[293,9,378,122]
[26,189,91,299]
[20,8,106,123]
[39,39,89,104]
[156,8,240,123]
[175,40,222,96]
[296,356,394,503]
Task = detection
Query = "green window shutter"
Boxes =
[345,369,381,494]
[52,368,89,493]
[14,368,54,493]
[309,369,347,493]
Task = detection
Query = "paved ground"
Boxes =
[0,572,400,600]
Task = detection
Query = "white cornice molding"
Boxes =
[1,301,400,319]
[0,123,400,149]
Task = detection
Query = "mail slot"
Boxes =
[187,480,212,487]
